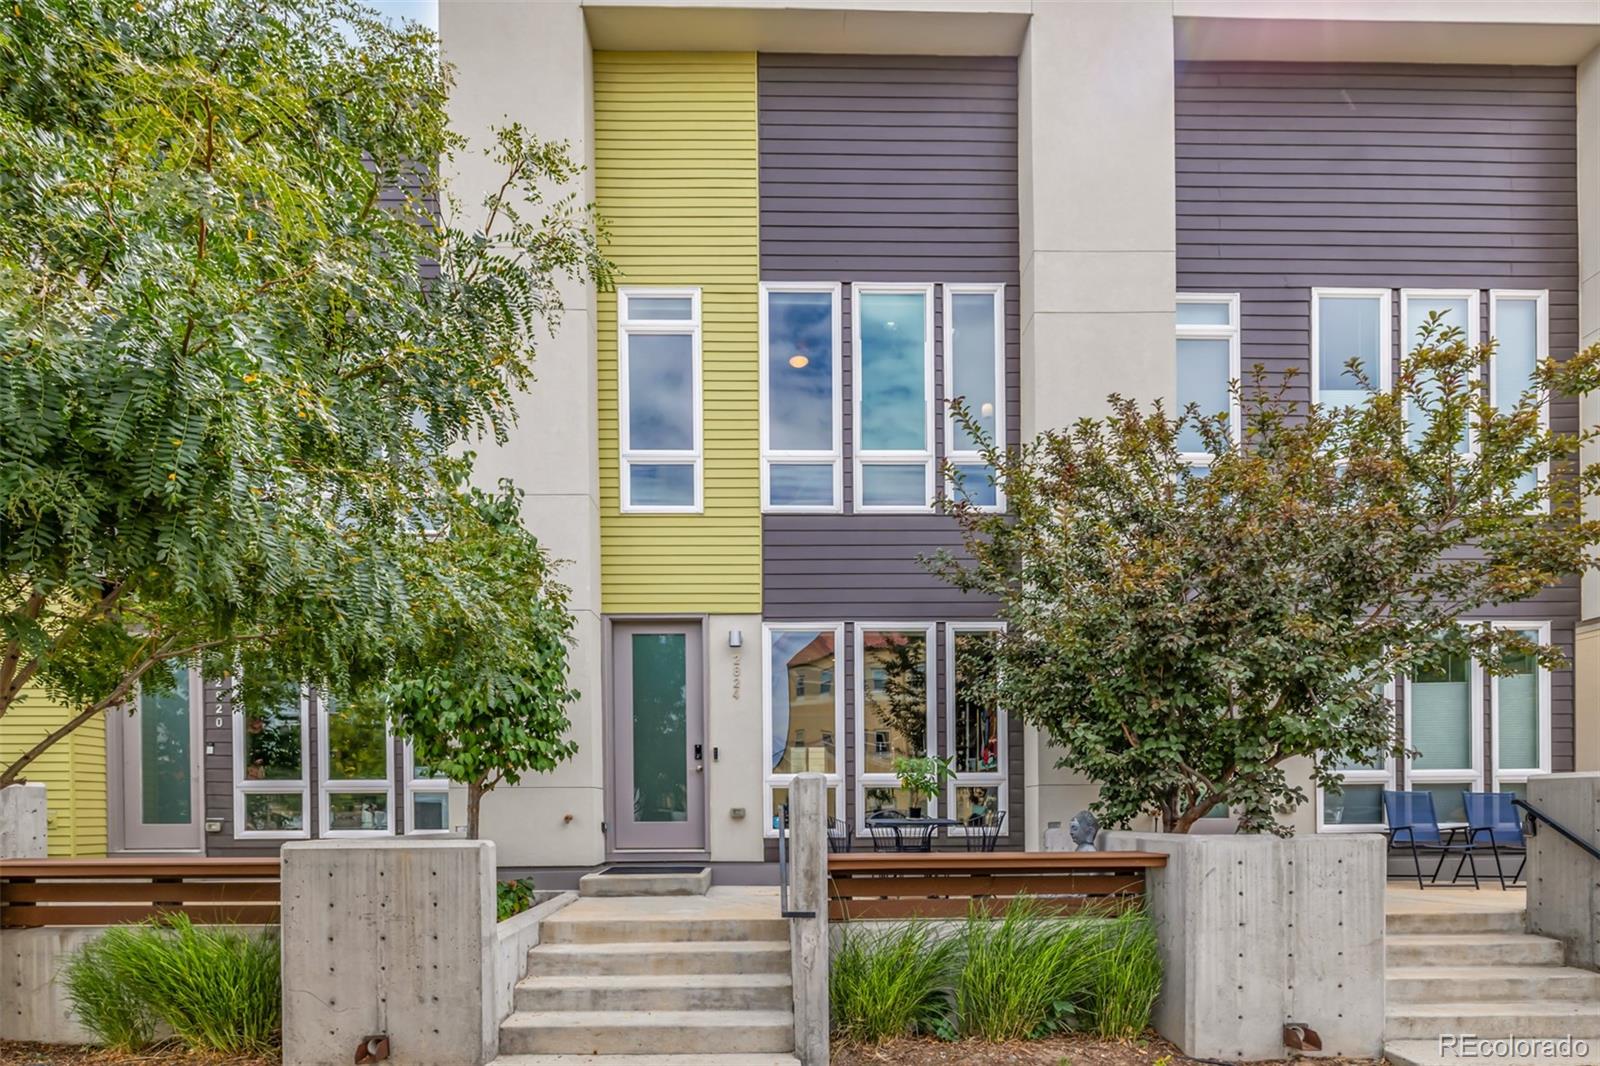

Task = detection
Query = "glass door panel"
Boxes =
[611,622,704,851]
[120,667,202,850]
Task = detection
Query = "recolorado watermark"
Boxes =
[1439,1035,1592,1059]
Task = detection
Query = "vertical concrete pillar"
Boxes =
[1017,1,1177,841]
[0,783,47,858]
[788,773,829,1066]
[440,0,605,864]
[1526,773,1600,969]
[281,840,498,1066]
[1578,46,1600,771]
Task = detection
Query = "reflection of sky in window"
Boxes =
[1405,298,1470,452]
[770,630,828,770]
[949,294,997,451]
[630,464,694,506]
[627,334,693,450]
[1176,338,1230,453]
[859,292,927,451]
[768,292,833,450]
[950,463,997,508]
[770,463,833,507]
[1318,296,1380,399]
[862,463,926,507]
[1494,299,1538,414]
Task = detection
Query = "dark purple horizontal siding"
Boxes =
[758,53,1019,622]
[1177,61,1580,772]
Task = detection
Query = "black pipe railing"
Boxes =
[1513,797,1600,864]
[776,803,816,919]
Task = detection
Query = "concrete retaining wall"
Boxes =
[491,891,575,1025]
[0,783,47,859]
[1526,773,1600,969]
[1103,831,1385,1061]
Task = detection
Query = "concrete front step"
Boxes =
[499,1009,796,1056]
[489,1049,796,1056]
[540,916,790,945]
[1385,1038,1600,1066]
[1385,909,1525,936]
[525,940,792,977]
[1387,1002,1600,1040]
[515,972,793,1012]
[1387,964,1600,1003]
[1387,932,1564,968]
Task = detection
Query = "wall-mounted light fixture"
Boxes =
[728,629,743,648]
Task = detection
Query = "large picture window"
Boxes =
[1405,647,1482,825]
[1490,290,1550,505]
[855,624,935,828]
[1312,288,1391,409]
[944,284,1005,510]
[946,625,1006,833]
[618,288,702,512]
[1400,289,1478,454]
[763,624,845,837]
[1491,622,1551,796]
[1175,293,1241,467]
[760,283,842,511]
[232,681,309,839]
[1317,679,1396,832]
[319,694,393,837]
[853,285,934,511]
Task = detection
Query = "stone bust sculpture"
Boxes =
[1068,809,1099,851]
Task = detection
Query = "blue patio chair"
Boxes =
[1462,791,1527,889]
[1382,790,1480,890]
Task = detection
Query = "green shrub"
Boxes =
[830,919,958,1043]
[1085,906,1162,1038]
[62,916,280,1054]
[497,877,537,921]
[955,897,1098,1040]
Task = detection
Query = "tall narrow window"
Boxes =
[138,668,194,826]
[619,288,702,511]
[1491,622,1551,797]
[763,624,844,836]
[1400,289,1478,454]
[854,285,934,511]
[1175,294,1241,467]
[320,693,393,836]
[404,744,453,835]
[855,624,935,828]
[1318,679,1396,831]
[1405,647,1482,824]
[1490,290,1550,504]
[761,284,841,511]
[944,284,1005,510]
[1312,288,1391,409]
[233,681,309,839]
[947,625,1006,834]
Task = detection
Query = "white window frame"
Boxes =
[232,683,311,841]
[1402,639,1485,827]
[1175,292,1242,468]
[403,743,454,836]
[854,622,938,832]
[1490,620,1553,791]
[1311,287,1393,406]
[1315,679,1397,834]
[618,287,704,513]
[944,622,1007,835]
[762,622,846,838]
[318,693,395,839]
[942,283,1007,511]
[1399,288,1481,455]
[1489,289,1551,513]
[759,282,843,513]
[852,283,936,513]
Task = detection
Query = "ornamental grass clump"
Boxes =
[954,896,1098,1040]
[1085,906,1163,1039]
[63,915,281,1054]
[830,919,959,1043]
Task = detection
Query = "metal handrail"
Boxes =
[776,803,816,919]
[1513,797,1600,864]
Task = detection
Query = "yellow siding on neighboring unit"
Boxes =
[595,52,761,614]
[0,686,106,855]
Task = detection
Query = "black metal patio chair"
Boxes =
[962,808,1007,852]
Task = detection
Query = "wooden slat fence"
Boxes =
[827,852,1165,920]
[0,857,281,927]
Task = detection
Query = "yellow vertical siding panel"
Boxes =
[594,52,761,615]
[0,687,106,856]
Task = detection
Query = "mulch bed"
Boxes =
[832,1033,1384,1066]
[0,1043,276,1066]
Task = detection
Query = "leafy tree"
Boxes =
[0,0,611,786]
[933,320,1600,833]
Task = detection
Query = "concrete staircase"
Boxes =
[1385,903,1600,1065]
[493,905,799,1066]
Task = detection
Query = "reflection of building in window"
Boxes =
[772,630,837,775]
[874,731,889,755]
[796,674,807,696]
[871,667,887,692]
[820,668,832,694]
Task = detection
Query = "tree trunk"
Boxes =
[466,779,485,839]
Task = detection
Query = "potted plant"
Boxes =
[892,755,956,818]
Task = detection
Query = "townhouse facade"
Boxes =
[23,0,1600,867]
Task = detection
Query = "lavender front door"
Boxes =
[611,622,706,852]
